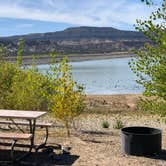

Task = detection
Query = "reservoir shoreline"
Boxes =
[4,51,135,65]
[86,94,142,111]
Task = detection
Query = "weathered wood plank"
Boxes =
[0,133,32,140]
[0,110,46,119]
[0,120,52,127]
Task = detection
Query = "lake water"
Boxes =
[38,57,144,94]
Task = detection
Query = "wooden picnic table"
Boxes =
[0,109,47,147]
[0,109,49,161]
[0,109,46,119]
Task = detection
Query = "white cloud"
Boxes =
[0,0,155,28]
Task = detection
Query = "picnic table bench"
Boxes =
[0,109,53,162]
[0,120,52,127]
[0,132,32,160]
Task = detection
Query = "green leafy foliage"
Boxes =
[141,0,153,5]
[0,45,5,61]
[5,69,49,111]
[129,0,166,115]
[0,51,49,111]
[0,62,19,108]
[47,56,85,137]
[0,43,85,137]
[0,39,49,110]
[137,98,166,116]
[16,38,24,66]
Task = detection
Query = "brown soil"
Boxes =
[86,94,142,112]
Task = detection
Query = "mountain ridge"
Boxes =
[0,26,148,56]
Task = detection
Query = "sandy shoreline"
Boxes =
[86,94,143,112]
[5,51,135,65]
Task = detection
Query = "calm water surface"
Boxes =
[38,57,143,94]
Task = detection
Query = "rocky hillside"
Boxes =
[0,26,148,56]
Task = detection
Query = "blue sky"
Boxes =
[0,0,162,37]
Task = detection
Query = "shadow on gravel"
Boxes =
[80,130,113,135]
[0,149,79,166]
[145,149,166,161]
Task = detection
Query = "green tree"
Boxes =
[129,0,166,115]
[6,69,49,111]
[16,38,24,66]
[0,60,49,111]
[47,57,85,137]
[0,62,19,108]
[0,39,50,111]
[0,44,5,61]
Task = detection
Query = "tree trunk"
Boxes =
[65,121,70,137]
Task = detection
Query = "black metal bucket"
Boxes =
[121,126,162,156]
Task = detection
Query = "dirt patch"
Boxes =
[86,94,142,112]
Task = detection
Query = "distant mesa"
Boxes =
[0,26,148,56]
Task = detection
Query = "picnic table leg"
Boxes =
[28,119,36,152]
[11,140,17,161]
[35,127,61,152]
[44,127,49,145]
[35,127,49,152]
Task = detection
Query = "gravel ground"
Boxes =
[0,94,165,166]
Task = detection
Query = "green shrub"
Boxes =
[113,117,124,129]
[0,61,49,111]
[101,120,110,128]
[0,62,20,108]
[0,44,85,137]
[7,69,49,111]
[137,98,166,116]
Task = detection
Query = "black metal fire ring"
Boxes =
[121,126,162,156]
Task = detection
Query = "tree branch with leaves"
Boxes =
[129,0,166,115]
